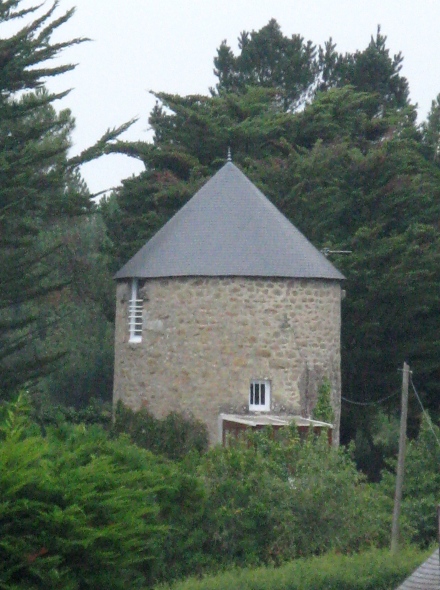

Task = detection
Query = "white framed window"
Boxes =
[128,279,143,343]
[249,380,271,412]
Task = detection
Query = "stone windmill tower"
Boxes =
[113,160,344,444]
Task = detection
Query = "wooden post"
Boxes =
[391,361,410,553]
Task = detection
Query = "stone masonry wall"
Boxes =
[113,277,342,444]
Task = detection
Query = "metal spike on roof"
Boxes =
[115,161,345,281]
[227,147,232,162]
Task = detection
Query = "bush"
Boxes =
[312,377,335,423]
[112,402,209,460]
[30,398,209,461]
[159,547,430,590]
[31,395,112,429]
[197,428,391,568]
[379,414,440,547]
[0,396,402,587]
[0,394,204,589]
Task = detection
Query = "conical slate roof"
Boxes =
[115,161,344,280]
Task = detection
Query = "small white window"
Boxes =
[249,380,271,412]
[128,279,143,343]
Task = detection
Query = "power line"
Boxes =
[341,391,399,406]
[341,374,440,451]
[410,375,440,451]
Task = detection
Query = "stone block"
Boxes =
[113,277,341,445]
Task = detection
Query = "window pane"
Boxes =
[255,383,260,405]
[261,383,265,405]
[250,383,254,405]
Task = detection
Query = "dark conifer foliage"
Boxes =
[318,27,410,109]
[100,87,294,269]
[0,2,87,394]
[264,89,440,450]
[421,94,440,162]
[0,2,128,397]
[213,19,317,110]
[213,21,409,114]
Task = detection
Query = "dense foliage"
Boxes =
[379,414,440,546]
[112,402,209,460]
[0,0,87,392]
[3,9,440,589]
[0,1,128,403]
[213,18,317,110]
[4,395,429,588]
[34,213,116,407]
[2,391,440,589]
[30,399,209,460]
[197,428,389,566]
[0,395,205,589]
[161,547,430,590]
[213,22,409,111]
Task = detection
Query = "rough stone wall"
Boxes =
[113,277,342,444]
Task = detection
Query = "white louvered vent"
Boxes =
[129,280,143,343]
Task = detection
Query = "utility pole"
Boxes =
[391,361,410,554]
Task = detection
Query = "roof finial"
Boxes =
[227,146,232,162]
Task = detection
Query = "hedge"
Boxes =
[158,546,431,590]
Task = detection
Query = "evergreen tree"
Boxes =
[0,1,131,397]
[0,395,178,589]
[421,93,440,162]
[318,27,410,110]
[213,19,317,110]
[36,210,116,408]
[213,21,409,113]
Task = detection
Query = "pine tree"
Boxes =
[318,26,410,110]
[421,94,440,162]
[0,2,131,396]
[213,21,409,113]
[213,19,317,110]
[260,88,440,445]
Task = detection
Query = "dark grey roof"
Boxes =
[396,549,439,590]
[115,161,344,280]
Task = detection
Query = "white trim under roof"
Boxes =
[218,413,333,442]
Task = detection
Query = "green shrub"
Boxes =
[379,414,440,547]
[30,398,209,461]
[160,547,430,590]
[312,377,335,424]
[197,428,390,568]
[0,395,204,589]
[32,395,112,429]
[0,396,403,588]
[112,401,209,460]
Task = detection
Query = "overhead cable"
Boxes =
[410,375,440,451]
[341,391,399,406]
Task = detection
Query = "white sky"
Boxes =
[36,1,440,195]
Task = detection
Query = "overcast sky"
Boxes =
[36,0,440,195]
